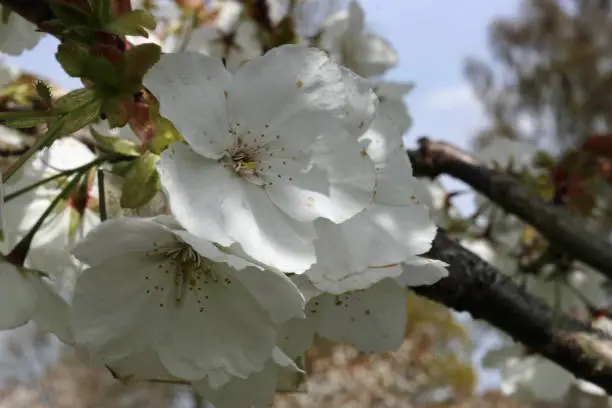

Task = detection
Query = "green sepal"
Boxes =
[120,151,160,208]
[91,126,140,157]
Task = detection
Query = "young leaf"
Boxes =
[48,0,93,28]
[53,88,98,113]
[58,99,103,135]
[35,81,53,107]
[119,43,162,90]
[103,9,156,37]
[56,42,90,77]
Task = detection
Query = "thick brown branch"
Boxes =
[407,139,612,280]
[415,230,612,392]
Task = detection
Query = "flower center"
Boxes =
[163,242,219,306]
[222,137,266,185]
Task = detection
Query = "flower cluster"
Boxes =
[0,1,447,406]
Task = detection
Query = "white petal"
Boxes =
[158,264,276,382]
[342,203,435,270]
[193,347,298,408]
[358,113,403,164]
[0,64,18,88]
[396,258,448,287]
[28,273,72,343]
[0,263,37,330]
[143,53,232,159]
[222,182,317,273]
[157,143,237,246]
[228,45,368,152]
[230,266,305,324]
[172,230,254,270]
[307,219,404,294]
[71,254,173,360]
[481,344,522,369]
[107,349,179,382]
[310,278,407,353]
[351,34,398,77]
[0,7,43,56]
[266,132,376,223]
[72,217,177,266]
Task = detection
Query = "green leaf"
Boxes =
[83,55,120,89]
[91,126,140,157]
[53,88,98,113]
[102,97,129,128]
[48,0,92,28]
[0,111,53,128]
[121,152,160,208]
[35,81,53,107]
[2,6,11,24]
[533,150,557,170]
[103,9,156,37]
[120,43,162,90]
[58,98,103,135]
[55,42,89,77]
[91,0,113,26]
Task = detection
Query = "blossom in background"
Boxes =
[70,216,305,387]
[318,0,398,78]
[0,6,44,56]
[187,0,262,71]
[416,178,461,229]
[2,137,100,290]
[371,80,414,136]
[476,138,538,171]
[0,63,18,88]
[146,45,378,273]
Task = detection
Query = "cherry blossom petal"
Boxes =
[144,53,232,159]
[157,142,238,246]
[0,263,37,330]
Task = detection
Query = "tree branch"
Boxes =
[416,230,612,393]
[407,139,612,280]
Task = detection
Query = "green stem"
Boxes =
[2,119,65,183]
[97,169,107,221]
[4,155,108,202]
[6,172,83,266]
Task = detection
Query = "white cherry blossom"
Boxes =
[305,113,441,293]
[70,216,305,385]
[318,1,398,78]
[145,45,377,273]
[371,80,414,136]
[0,261,71,342]
[0,6,44,56]
[279,275,409,358]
